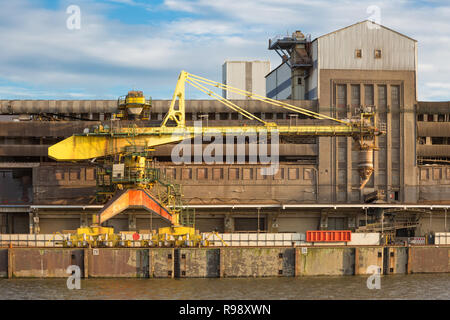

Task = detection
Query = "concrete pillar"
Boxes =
[267,213,279,233]
[80,213,88,228]
[348,215,356,231]
[28,211,33,234]
[320,210,328,230]
[128,213,137,231]
[29,210,39,234]
[224,214,234,233]
[386,86,392,202]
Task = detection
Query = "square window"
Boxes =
[355,49,362,58]
[375,49,382,59]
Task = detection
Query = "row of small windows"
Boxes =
[38,167,316,182]
[355,49,382,59]
[39,168,95,181]
[417,114,450,122]
[420,167,450,181]
[418,137,450,145]
[164,167,315,181]
[42,112,296,121]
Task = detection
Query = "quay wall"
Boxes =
[0,246,448,278]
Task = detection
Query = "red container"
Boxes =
[306,230,351,242]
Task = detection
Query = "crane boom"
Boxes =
[49,70,383,161]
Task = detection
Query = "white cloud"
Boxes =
[0,0,449,101]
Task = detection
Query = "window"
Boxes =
[355,49,362,58]
[364,84,374,106]
[197,168,208,180]
[351,84,360,109]
[375,49,382,59]
[297,77,302,85]
[417,114,424,121]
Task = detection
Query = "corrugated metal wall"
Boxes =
[318,21,416,71]
[222,61,269,100]
[266,62,291,99]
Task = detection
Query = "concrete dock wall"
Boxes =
[88,248,149,278]
[9,248,83,278]
[221,248,295,277]
[386,247,408,274]
[355,247,383,275]
[0,246,448,278]
[408,247,450,273]
[149,248,174,278]
[296,247,355,276]
[179,248,220,278]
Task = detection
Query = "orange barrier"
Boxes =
[306,230,351,242]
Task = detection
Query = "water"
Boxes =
[0,274,449,300]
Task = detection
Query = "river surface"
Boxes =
[0,274,449,300]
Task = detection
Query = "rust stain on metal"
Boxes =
[409,247,450,273]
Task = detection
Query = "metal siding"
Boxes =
[307,40,319,99]
[223,61,269,100]
[265,62,291,99]
[251,61,270,97]
[318,21,416,71]
[223,62,246,100]
[277,63,292,99]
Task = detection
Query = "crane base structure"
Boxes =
[63,189,205,248]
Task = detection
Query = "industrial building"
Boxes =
[222,61,270,99]
[0,20,449,240]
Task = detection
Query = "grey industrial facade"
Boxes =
[0,21,449,237]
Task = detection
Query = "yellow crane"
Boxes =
[48,71,384,247]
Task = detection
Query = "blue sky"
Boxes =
[0,0,449,100]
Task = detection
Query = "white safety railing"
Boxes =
[204,233,306,247]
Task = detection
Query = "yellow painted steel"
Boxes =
[185,71,350,125]
[48,125,367,161]
[126,96,146,104]
[48,132,191,160]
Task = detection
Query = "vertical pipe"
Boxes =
[257,208,260,234]
[28,211,33,235]
[83,248,89,279]
[445,209,447,232]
